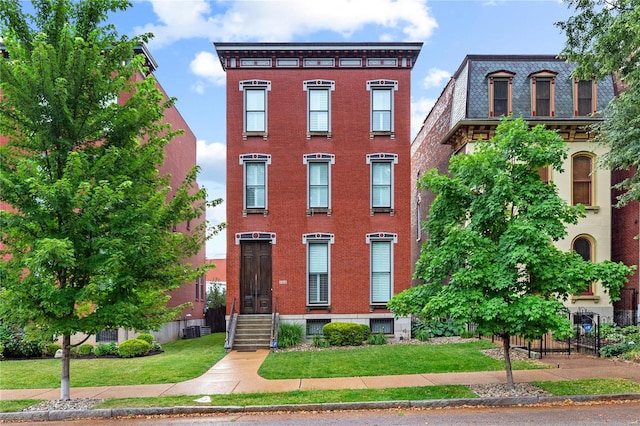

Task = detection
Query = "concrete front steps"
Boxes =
[233,314,273,351]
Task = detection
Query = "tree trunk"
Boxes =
[502,333,515,390]
[60,334,71,401]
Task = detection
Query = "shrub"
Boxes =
[136,333,155,345]
[367,333,387,345]
[150,342,163,352]
[0,324,45,358]
[412,317,463,340]
[277,323,304,349]
[94,342,119,357]
[45,344,62,357]
[322,322,366,346]
[600,342,636,358]
[118,339,151,358]
[77,343,94,356]
[0,343,4,358]
[360,324,371,341]
[312,334,329,348]
[622,349,640,362]
[460,329,475,339]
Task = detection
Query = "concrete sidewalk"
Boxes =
[2,350,640,401]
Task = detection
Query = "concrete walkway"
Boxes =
[2,350,640,401]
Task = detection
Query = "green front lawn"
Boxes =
[259,340,547,379]
[534,378,640,395]
[0,333,227,389]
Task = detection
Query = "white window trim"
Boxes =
[303,153,335,213]
[303,80,335,138]
[239,79,271,138]
[366,153,398,214]
[239,153,271,213]
[366,79,398,138]
[303,233,335,307]
[366,232,397,305]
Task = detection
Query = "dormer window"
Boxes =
[487,71,515,117]
[574,79,597,116]
[529,70,558,117]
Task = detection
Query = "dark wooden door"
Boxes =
[240,241,272,314]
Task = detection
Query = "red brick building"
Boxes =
[215,42,422,341]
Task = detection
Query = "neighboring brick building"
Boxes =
[214,42,422,340]
[0,44,206,344]
[412,54,637,322]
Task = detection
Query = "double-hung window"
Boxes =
[303,80,334,137]
[239,154,271,212]
[303,153,335,213]
[529,71,557,117]
[487,71,515,117]
[303,233,334,306]
[367,80,398,136]
[575,79,596,116]
[572,153,594,206]
[367,153,398,213]
[239,80,271,137]
[367,233,397,305]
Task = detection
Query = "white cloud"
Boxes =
[190,51,226,86]
[423,68,450,89]
[136,0,438,46]
[196,139,226,185]
[411,97,436,139]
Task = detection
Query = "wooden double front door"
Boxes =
[240,241,272,314]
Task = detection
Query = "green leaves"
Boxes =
[390,116,635,360]
[0,0,210,342]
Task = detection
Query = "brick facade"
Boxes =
[216,42,422,337]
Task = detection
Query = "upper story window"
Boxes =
[572,153,594,206]
[367,153,398,214]
[529,71,557,117]
[239,80,271,138]
[538,166,550,184]
[574,79,597,116]
[303,80,335,138]
[487,71,515,117]
[367,80,398,138]
[239,153,271,213]
[303,153,335,214]
[303,233,334,306]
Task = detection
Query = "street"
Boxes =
[13,400,640,425]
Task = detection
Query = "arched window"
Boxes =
[572,154,593,206]
[572,235,594,295]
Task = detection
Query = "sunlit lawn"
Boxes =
[259,340,548,379]
[0,333,227,389]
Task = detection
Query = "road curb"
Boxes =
[2,393,640,422]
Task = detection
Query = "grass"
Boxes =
[0,400,44,413]
[7,378,639,412]
[94,385,478,409]
[534,378,640,395]
[0,333,227,389]
[258,340,547,379]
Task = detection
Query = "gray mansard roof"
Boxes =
[450,54,615,123]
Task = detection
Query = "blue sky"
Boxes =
[107,0,576,258]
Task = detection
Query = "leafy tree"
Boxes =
[0,0,214,400]
[206,282,226,309]
[557,0,640,206]
[388,118,634,389]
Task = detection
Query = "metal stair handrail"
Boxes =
[224,298,237,351]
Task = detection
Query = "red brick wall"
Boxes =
[410,79,455,284]
[611,169,640,305]
[226,68,413,315]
